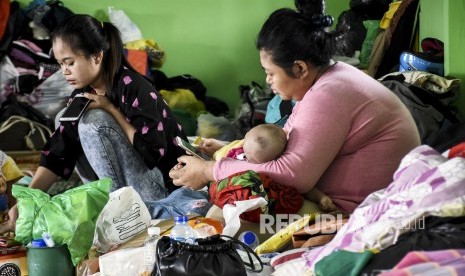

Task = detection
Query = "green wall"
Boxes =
[420,0,465,113]
[19,0,348,113]
[20,1,465,113]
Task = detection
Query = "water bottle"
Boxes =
[170,215,196,244]
[144,227,160,273]
[238,231,259,250]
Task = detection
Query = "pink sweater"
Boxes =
[214,62,420,213]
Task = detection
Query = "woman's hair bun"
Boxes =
[311,14,333,28]
[295,0,332,28]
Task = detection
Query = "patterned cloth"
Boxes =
[303,145,465,269]
[209,170,303,223]
[380,250,465,276]
[0,150,23,184]
[40,67,187,189]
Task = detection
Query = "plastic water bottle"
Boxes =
[170,215,196,244]
[144,227,160,273]
[42,232,55,247]
[238,231,259,250]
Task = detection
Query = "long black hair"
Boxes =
[51,14,137,102]
[257,0,339,77]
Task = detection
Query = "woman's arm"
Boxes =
[29,166,59,191]
[213,89,350,194]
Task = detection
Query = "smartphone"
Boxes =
[175,136,209,160]
[59,94,91,122]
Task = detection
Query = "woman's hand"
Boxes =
[0,204,18,234]
[169,155,215,190]
[198,138,227,158]
[84,92,114,112]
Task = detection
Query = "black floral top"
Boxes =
[40,67,187,191]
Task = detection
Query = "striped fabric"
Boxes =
[380,249,465,276]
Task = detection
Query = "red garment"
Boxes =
[226,146,244,160]
[0,0,10,41]
[126,49,148,76]
[209,170,303,223]
[448,142,465,159]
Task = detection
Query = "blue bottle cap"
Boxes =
[31,239,47,247]
[0,195,8,211]
[243,232,256,245]
[174,215,188,223]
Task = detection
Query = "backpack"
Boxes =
[0,94,54,129]
[234,82,274,136]
[0,115,52,151]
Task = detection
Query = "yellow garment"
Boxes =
[3,156,23,184]
[125,39,166,68]
[160,88,206,118]
[380,1,401,29]
[213,140,244,161]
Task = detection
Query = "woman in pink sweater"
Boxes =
[170,0,420,214]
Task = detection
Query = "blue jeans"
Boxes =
[145,187,211,219]
[56,108,168,202]
[56,108,210,218]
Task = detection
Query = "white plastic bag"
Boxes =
[99,246,146,276]
[0,56,19,104]
[0,56,72,121]
[108,6,143,44]
[25,69,73,120]
[93,186,151,253]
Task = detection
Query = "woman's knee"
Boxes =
[78,109,117,134]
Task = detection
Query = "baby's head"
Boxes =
[243,124,287,163]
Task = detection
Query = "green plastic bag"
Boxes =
[359,20,380,69]
[13,177,112,266]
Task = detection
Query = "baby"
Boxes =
[216,124,337,212]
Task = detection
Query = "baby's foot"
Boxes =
[319,196,338,212]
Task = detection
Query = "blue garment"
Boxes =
[54,108,209,216]
[265,95,295,127]
[145,187,211,219]
[76,109,169,202]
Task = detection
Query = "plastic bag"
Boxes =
[160,88,205,118]
[197,113,239,141]
[359,20,380,68]
[0,56,18,104]
[92,186,152,253]
[99,246,146,276]
[234,82,274,136]
[13,178,112,266]
[108,6,142,44]
[20,68,73,121]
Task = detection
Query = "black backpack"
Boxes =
[233,82,274,136]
